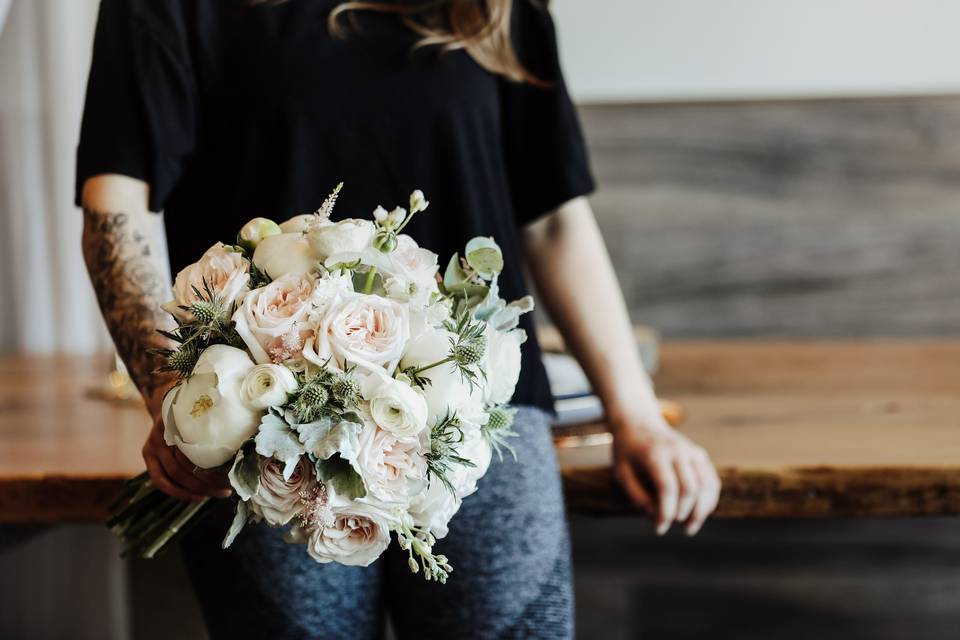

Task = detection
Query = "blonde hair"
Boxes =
[256,1,544,85]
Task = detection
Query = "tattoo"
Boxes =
[82,208,177,412]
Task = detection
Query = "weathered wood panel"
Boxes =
[579,97,960,338]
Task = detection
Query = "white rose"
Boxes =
[408,479,461,539]
[161,243,249,321]
[251,232,320,278]
[355,421,427,505]
[238,217,281,251]
[299,498,393,567]
[233,273,315,364]
[249,456,314,526]
[399,328,485,426]
[306,219,375,261]
[162,345,262,468]
[483,327,525,406]
[361,372,428,437]
[363,235,439,308]
[408,431,491,538]
[305,294,409,374]
[279,213,328,234]
[240,363,299,409]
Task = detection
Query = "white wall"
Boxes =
[552,0,960,103]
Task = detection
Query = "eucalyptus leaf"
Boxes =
[222,501,248,549]
[227,442,260,501]
[315,453,367,500]
[254,412,305,480]
[464,236,503,277]
[442,253,468,290]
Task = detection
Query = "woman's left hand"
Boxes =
[611,413,721,536]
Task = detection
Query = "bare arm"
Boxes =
[522,197,720,535]
[81,174,229,500]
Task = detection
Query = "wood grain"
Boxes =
[579,97,960,338]
[558,341,960,517]
[2,343,959,521]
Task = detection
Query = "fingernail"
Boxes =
[686,524,701,537]
[656,522,669,536]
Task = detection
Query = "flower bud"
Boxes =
[409,190,429,214]
[408,556,420,573]
[238,217,282,251]
[373,231,398,253]
[388,207,407,227]
[372,205,389,224]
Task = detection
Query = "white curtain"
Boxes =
[0,0,170,355]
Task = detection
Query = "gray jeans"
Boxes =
[180,406,573,640]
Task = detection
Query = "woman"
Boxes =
[78,1,720,637]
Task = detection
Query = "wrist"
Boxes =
[603,386,670,436]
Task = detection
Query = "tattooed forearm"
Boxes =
[82,207,177,414]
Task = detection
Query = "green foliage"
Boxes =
[424,411,476,494]
[315,453,366,500]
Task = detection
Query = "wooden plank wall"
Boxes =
[579,97,960,338]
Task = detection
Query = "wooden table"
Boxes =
[1,342,959,523]
[560,341,960,518]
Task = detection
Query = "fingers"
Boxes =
[614,461,654,513]
[685,448,721,536]
[144,420,230,500]
[673,454,699,524]
[646,449,679,535]
[143,448,205,502]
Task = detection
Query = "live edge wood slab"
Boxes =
[1,341,959,523]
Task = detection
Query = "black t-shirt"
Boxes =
[76,0,595,414]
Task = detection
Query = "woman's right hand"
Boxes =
[142,413,233,501]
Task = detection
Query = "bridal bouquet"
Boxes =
[109,185,532,582]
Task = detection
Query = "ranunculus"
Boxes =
[249,456,314,526]
[399,328,485,426]
[304,294,409,373]
[233,273,315,364]
[299,498,393,566]
[238,217,281,251]
[362,372,428,437]
[251,232,321,278]
[162,345,261,468]
[483,327,525,406]
[355,420,427,504]
[307,218,375,261]
[240,363,299,409]
[279,213,328,234]
[161,243,249,321]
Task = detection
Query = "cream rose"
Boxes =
[362,373,428,437]
[483,327,525,406]
[251,232,320,278]
[233,273,315,364]
[161,243,249,321]
[249,456,314,526]
[304,294,409,373]
[240,363,299,409]
[162,345,261,468]
[307,218,375,262]
[355,421,427,504]
[300,499,393,566]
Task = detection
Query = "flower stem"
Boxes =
[142,498,210,559]
[362,267,378,294]
[411,356,453,377]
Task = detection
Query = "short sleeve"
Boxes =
[75,0,196,213]
[499,0,596,226]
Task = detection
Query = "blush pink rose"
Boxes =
[233,273,315,364]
